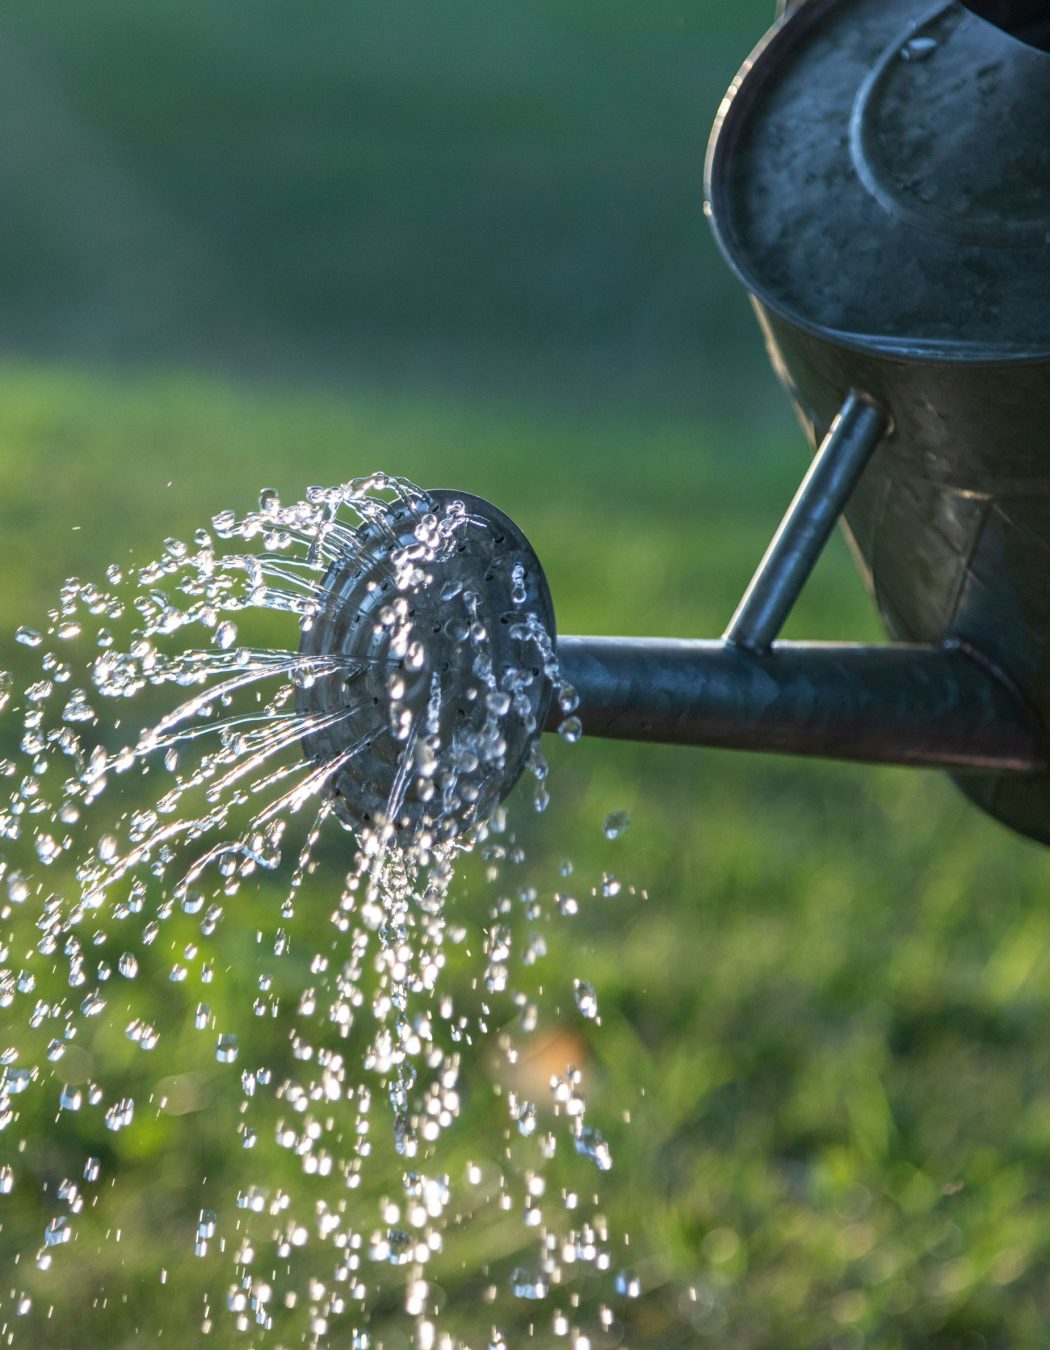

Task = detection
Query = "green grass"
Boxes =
[3,366,1050,1350]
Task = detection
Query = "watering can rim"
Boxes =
[704,0,1050,368]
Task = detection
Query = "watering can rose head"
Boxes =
[297,487,557,847]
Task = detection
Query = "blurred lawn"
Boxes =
[3,2,1050,1348]
[5,369,1050,1350]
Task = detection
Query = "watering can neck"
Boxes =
[550,637,1044,777]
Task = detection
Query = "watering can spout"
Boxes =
[548,637,1045,775]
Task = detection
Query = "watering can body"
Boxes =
[302,0,1050,845]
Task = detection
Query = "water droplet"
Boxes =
[180,889,205,915]
[59,1085,82,1111]
[43,1216,72,1247]
[516,1101,537,1137]
[558,683,580,714]
[35,833,61,865]
[5,1068,32,1095]
[510,563,528,606]
[603,811,630,840]
[15,626,42,648]
[118,953,139,979]
[558,716,582,744]
[104,1098,135,1132]
[213,621,237,650]
[573,979,600,1021]
[487,690,512,717]
[511,1268,549,1300]
[574,1125,613,1171]
[615,1270,642,1298]
[216,1033,239,1064]
[125,1019,159,1051]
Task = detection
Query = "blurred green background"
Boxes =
[4,2,1050,1347]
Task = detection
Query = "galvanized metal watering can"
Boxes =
[304,0,1050,845]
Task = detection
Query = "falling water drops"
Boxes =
[0,474,632,1346]
[104,1098,135,1132]
[216,1033,239,1064]
[603,810,630,839]
[511,1269,549,1300]
[615,1270,642,1298]
[43,1216,72,1247]
[574,1126,613,1172]
[573,979,600,1022]
[559,716,583,744]
[214,620,238,650]
[59,1084,82,1111]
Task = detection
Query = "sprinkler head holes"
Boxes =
[298,488,556,844]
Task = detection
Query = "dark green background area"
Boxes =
[3,3,1050,1347]
[0,0,776,415]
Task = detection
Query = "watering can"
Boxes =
[303,0,1050,846]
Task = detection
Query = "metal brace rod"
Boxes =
[723,389,889,653]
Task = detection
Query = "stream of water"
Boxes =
[0,477,638,1347]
